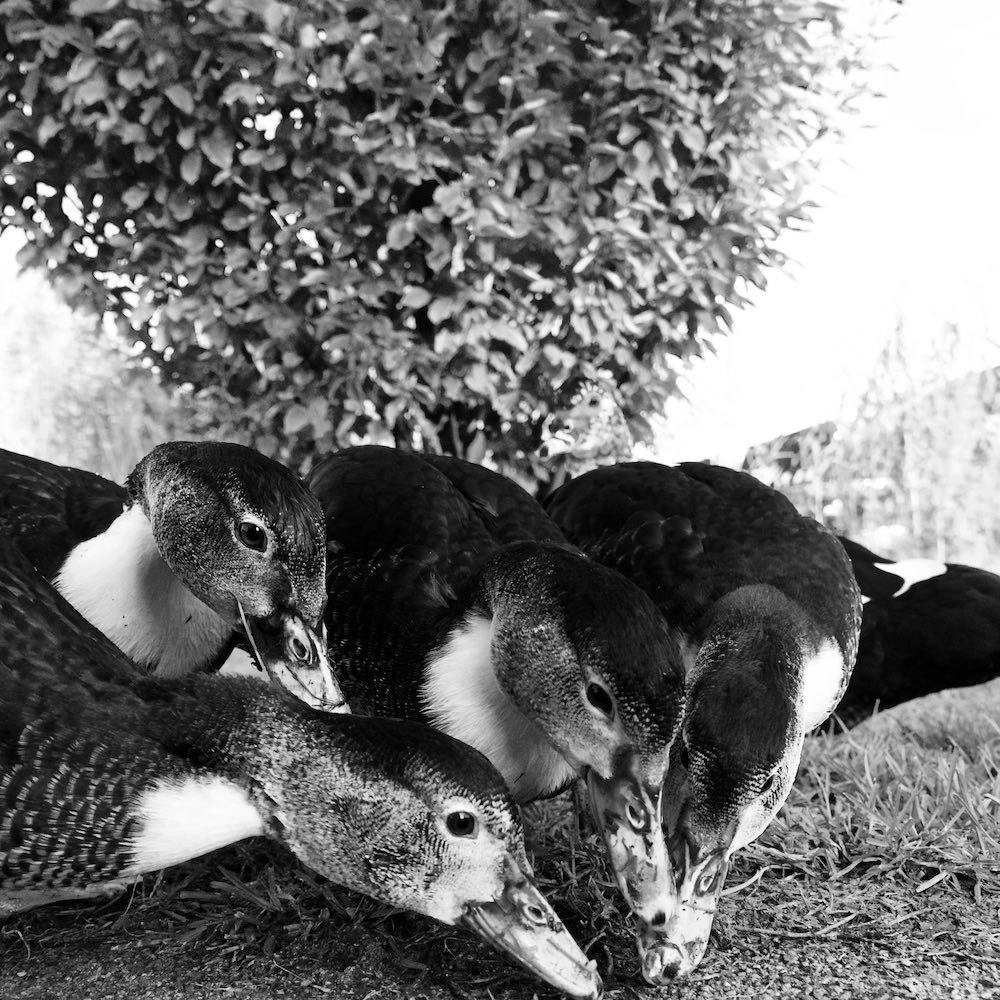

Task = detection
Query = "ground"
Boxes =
[2,680,999,1000]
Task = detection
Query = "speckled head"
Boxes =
[539,375,632,466]
[482,542,683,778]
[127,442,343,711]
[641,588,819,984]
[480,541,685,929]
[259,712,602,998]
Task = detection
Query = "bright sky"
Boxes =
[657,0,1000,465]
[2,0,998,469]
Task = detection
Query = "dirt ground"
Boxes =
[2,899,997,1000]
[2,842,997,1000]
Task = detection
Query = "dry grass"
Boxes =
[2,683,999,999]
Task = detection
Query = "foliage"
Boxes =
[744,323,1000,570]
[1,0,882,475]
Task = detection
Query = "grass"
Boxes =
[2,681,999,999]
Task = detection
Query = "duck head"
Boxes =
[639,586,844,983]
[538,375,632,466]
[423,541,685,934]
[128,442,344,712]
[263,714,602,999]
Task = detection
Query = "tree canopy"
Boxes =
[1,0,881,477]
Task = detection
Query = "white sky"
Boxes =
[2,0,998,468]
[657,0,1000,465]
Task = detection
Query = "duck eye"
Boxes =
[678,744,691,770]
[445,811,478,838]
[585,682,614,718]
[760,772,777,796]
[697,870,720,895]
[237,520,267,551]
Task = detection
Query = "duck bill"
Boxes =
[637,842,728,984]
[238,604,349,714]
[461,858,602,999]
[585,763,677,929]
[538,430,574,459]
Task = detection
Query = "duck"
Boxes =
[833,535,1000,727]
[0,538,602,1000]
[0,443,345,712]
[540,375,1000,729]
[306,445,687,958]
[538,374,635,488]
[544,460,862,982]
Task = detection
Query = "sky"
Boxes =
[2,0,998,469]
[657,0,1000,465]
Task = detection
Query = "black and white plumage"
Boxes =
[545,460,862,982]
[539,375,1000,725]
[0,540,601,1000]
[834,536,1000,726]
[0,443,344,712]
[307,445,687,955]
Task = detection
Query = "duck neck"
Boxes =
[698,585,846,733]
[54,504,234,676]
[419,611,574,802]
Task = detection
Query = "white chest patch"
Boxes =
[875,558,948,598]
[125,775,265,875]
[55,505,232,676]
[800,638,847,731]
[420,614,575,803]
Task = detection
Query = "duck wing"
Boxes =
[0,540,230,894]
[308,447,509,716]
[837,555,1000,725]
[421,454,570,548]
[547,461,859,659]
[0,449,127,578]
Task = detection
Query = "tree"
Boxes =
[1,0,882,477]
[742,322,1000,571]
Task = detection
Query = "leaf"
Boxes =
[221,81,260,106]
[38,116,62,145]
[96,19,141,48]
[284,405,311,435]
[73,76,109,106]
[427,298,456,325]
[464,363,489,396]
[200,129,234,171]
[116,67,146,89]
[69,0,121,15]
[400,287,432,310]
[386,217,414,250]
[180,150,202,185]
[164,84,195,115]
[67,55,99,84]
[122,185,149,210]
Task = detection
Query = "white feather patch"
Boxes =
[55,505,232,676]
[800,638,848,731]
[875,558,947,598]
[420,614,574,802]
[125,776,265,874]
